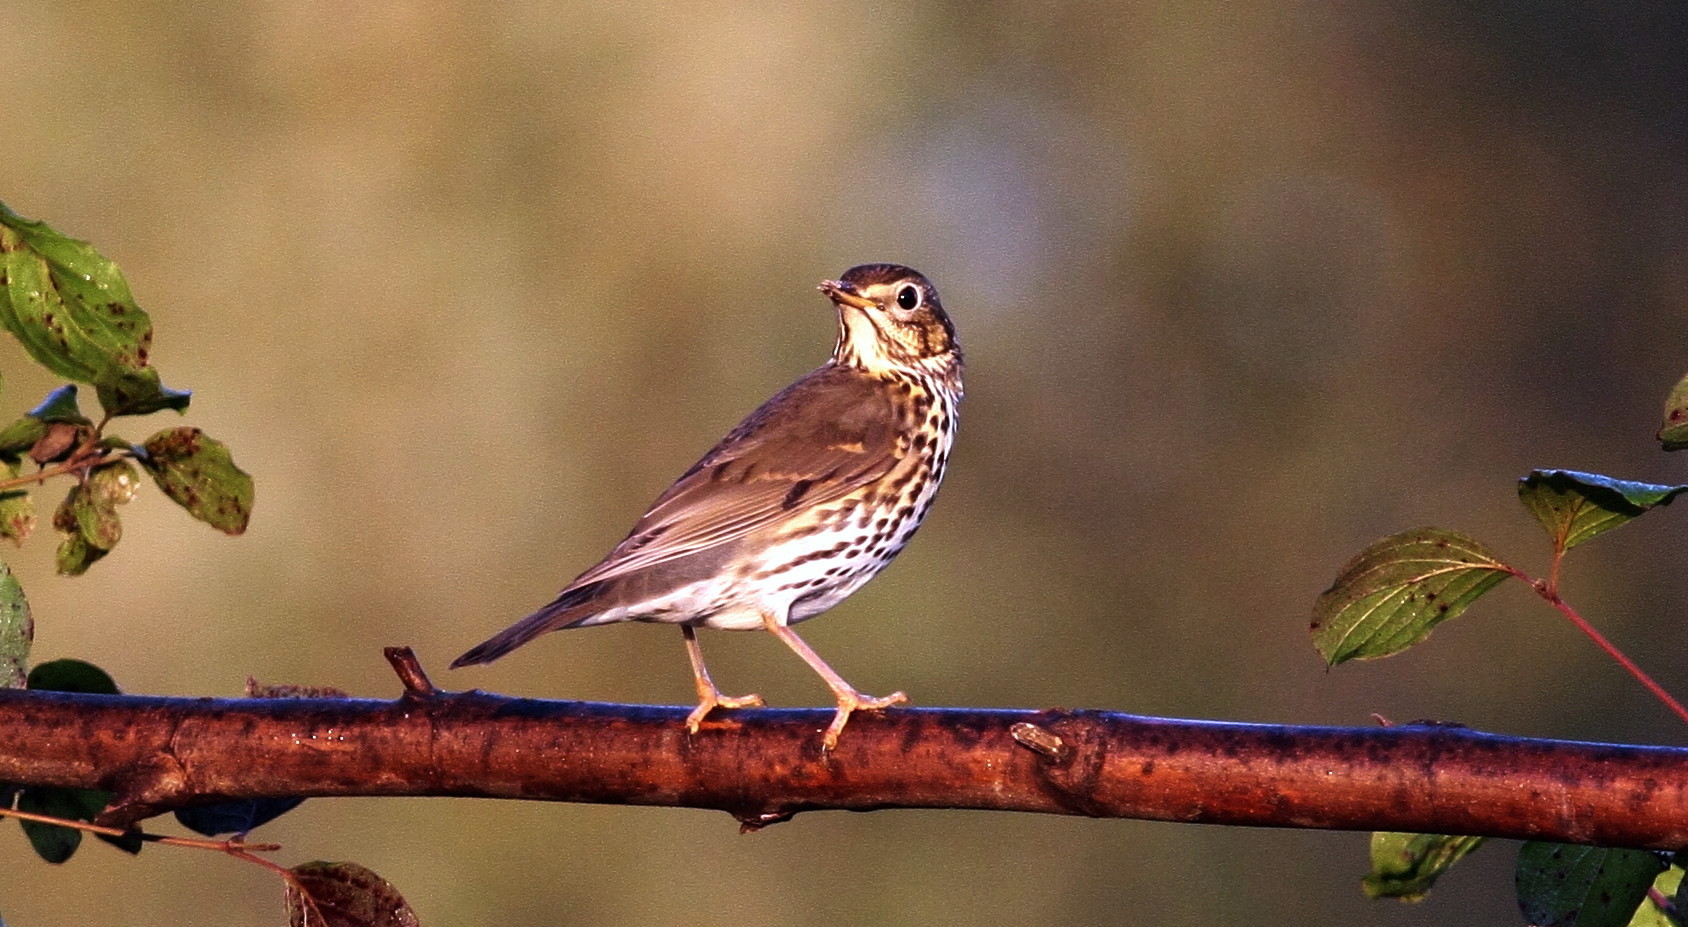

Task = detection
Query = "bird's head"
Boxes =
[819,264,961,381]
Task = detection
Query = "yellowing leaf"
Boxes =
[1659,373,1688,451]
[0,457,36,547]
[0,558,30,689]
[1518,470,1688,553]
[1312,528,1513,665]
[1363,832,1486,901]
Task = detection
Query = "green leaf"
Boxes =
[0,558,30,689]
[1363,832,1487,901]
[45,462,136,574]
[1628,865,1685,927]
[70,482,120,550]
[88,459,140,508]
[0,203,159,392]
[0,457,37,547]
[1312,527,1514,665]
[82,459,139,550]
[1660,374,1688,452]
[1516,842,1664,927]
[136,427,253,534]
[51,484,114,575]
[27,657,119,694]
[15,785,110,865]
[53,531,105,576]
[0,233,98,382]
[17,789,86,864]
[27,384,91,425]
[1518,470,1688,553]
[0,415,47,456]
[95,366,190,418]
[286,861,421,927]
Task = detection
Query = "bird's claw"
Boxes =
[821,690,910,750]
[685,689,766,734]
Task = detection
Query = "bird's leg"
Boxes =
[681,625,764,734]
[760,612,907,750]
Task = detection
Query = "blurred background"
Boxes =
[3,2,1687,924]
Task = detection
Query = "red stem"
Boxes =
[1646,886,1684,927]
[1536,583,1688,728]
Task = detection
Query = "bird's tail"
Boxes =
[449,585,599,668]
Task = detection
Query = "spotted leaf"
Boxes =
[136,427,253,534]
[1312,527,1513,665]
[1660,373,1688,451]
[0,558,29,689]
[1515,842,1662,927]
[1518,470,1688,553]
[286,861,420,927]
[0,203,158,392]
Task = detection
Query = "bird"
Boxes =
[452,263,962,749]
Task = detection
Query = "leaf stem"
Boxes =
[0,803,280,853]
[1646,886,1685,927]
[0,446,132,493]
[0,801,324,921]
[1531,582,1688,728]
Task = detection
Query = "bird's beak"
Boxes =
[818,279,876,310]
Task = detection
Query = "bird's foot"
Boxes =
[821,689,909,750]
[685,687,766,734]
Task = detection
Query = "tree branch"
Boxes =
[4,648,1685,846]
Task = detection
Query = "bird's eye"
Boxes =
[895,284,921,311]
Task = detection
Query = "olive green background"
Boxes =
[4,3,1686,925]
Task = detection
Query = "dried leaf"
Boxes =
[286,861,421,927]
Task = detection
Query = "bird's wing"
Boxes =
[567,365,905,587]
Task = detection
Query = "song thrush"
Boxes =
[452,263,962,749]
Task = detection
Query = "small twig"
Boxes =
[0,804,280,853]
[1532,584,1688,727]
[0,803,332,925]
[384,647,438,697]
[1546,542,1566,597]
[0,446,130,493]
[1506,557,1688,728]
[0,410,132,494]
[0,802,323,920]
[243,849,324,927]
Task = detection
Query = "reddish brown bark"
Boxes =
[2,649,1684,846]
